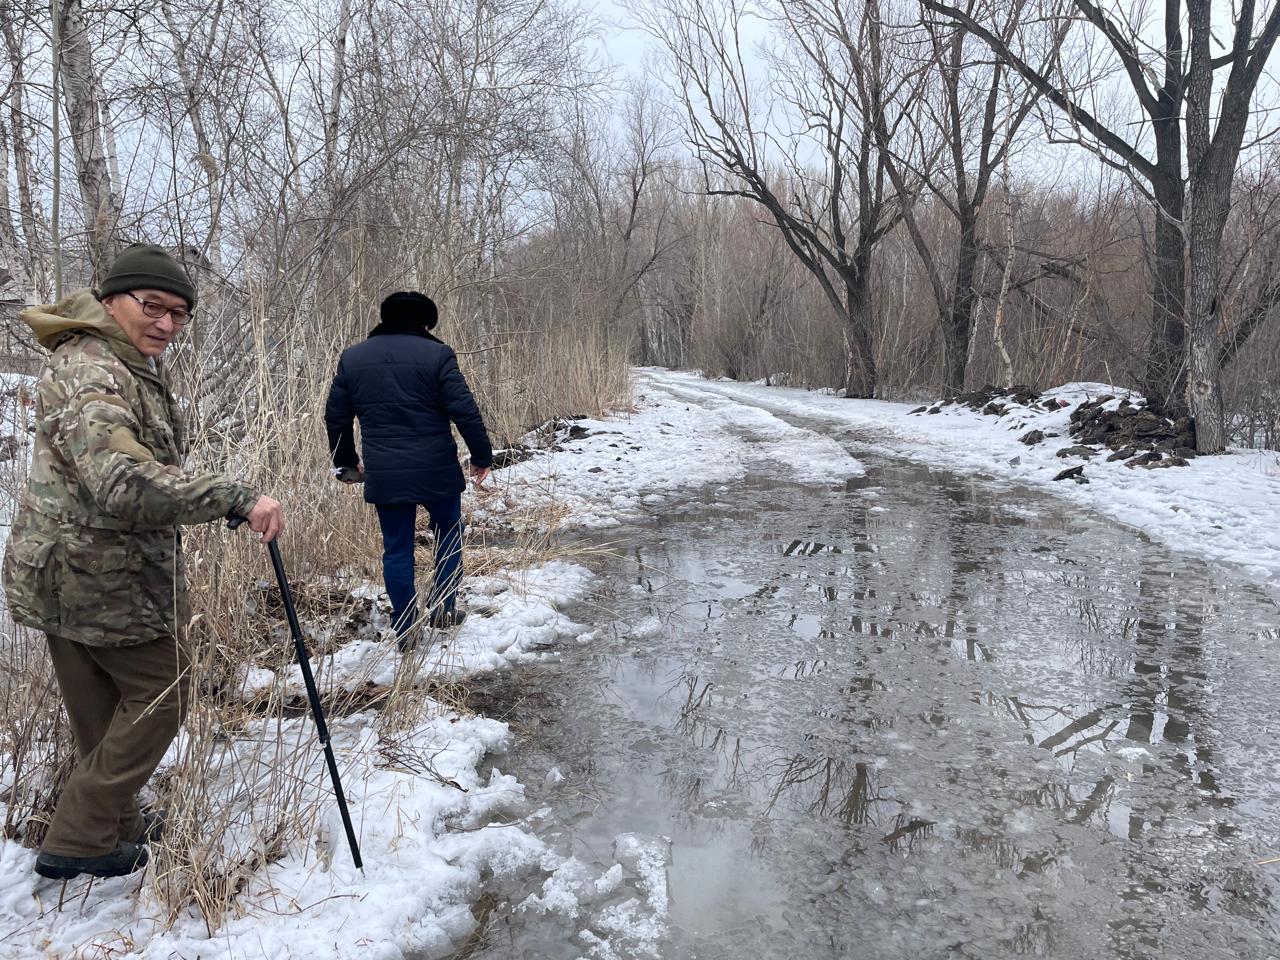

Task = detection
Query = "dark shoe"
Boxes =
[396,629,421,653]
[135,809,164,845]
[35,842,149,880]
[428,609,467,630]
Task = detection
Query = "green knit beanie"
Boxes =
[98,243,197,310]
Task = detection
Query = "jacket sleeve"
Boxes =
[324,359,360,470]
[439,349,493,469]
[57,362,258,527]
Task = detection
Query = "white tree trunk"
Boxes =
[56,0,123,280]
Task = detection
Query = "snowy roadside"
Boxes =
[0,378,863,960]
[473,378,864,532]
[644,368,1280,582]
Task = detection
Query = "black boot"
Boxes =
[428,609,467,630]
[35,841,149,880]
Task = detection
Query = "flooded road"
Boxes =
[462,428,1280,958]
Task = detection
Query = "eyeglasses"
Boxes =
[125,291,192,326]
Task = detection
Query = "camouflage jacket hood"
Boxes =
[23,289,148,366]
[3,289,258,647]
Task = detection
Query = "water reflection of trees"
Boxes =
[646,468,1278,951]
[764,753,883,827]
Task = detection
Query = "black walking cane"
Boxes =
[227,515,364,870]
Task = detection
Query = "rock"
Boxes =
[491,446,535,469]
[1053,465,1086,482]
[1107,446,1136,462]
[938,384,1042,414]
[1010,385,1041,406]
[1175,446,1198,459]
[909,406,928,415]
[587,466,604,473]
[1007,455,1021,466]
[1125,451,1163,468]
[1019,429,1046,446]
[1146,456,1189,469]
[567,425,590,440]
[1131,413,1167,437]
[927,407,941,415]
[1056,445,1097,459]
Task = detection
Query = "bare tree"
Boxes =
[924,0,1280,451]
[1182,0,1280,451]
[921,0,1187,415]
[642,0,914,397]
[821,0,1049,394]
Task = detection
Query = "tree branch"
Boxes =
[1072,0,1160,116]
[922,0,1159,183]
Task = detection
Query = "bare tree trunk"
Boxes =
[1139,2,1189,420]
[0,118,30,295]
[100,97,121,192]
[992,189,1016,389]
[56,0,122,279]
[50,0,63,297]
[323,0,353,185]
[1185,205,1226,451]
[1184,0,1225,452]
[1142,173,1187,418]
[844,257,876,398]
[1,4,48,296]
[942,222,981,395]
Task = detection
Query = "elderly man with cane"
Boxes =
[3,243,284,881]
[324,291,492,650]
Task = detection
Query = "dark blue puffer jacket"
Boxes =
[324,326,493,504]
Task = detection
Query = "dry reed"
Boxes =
[0,292,631,935]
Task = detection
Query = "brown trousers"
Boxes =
[41,633,192,858]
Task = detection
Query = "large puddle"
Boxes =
[459,446,1280,959]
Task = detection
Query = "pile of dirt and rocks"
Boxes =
[911,384,1061,418]
[490,415,594,469]
[1066,395,1198,469]
[911,385,1197,481]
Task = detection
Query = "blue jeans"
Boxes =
[375,496,464,637]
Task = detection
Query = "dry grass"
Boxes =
[0,297,631,935]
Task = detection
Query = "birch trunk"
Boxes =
[56,0,123,280]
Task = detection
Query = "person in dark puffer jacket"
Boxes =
[324,291,492,648]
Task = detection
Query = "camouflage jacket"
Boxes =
[2,291,258,646]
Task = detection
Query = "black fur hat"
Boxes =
[380,291,437,330]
